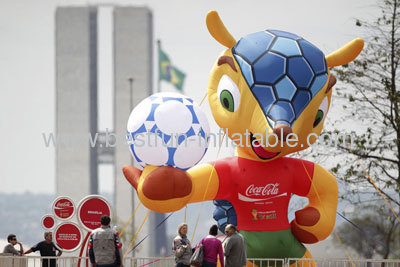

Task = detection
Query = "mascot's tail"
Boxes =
[213,200,238,232]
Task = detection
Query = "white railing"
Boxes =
[125,257,175,267]
[287,258,400,267]
[0,255,83,267]
[0,256,399,267]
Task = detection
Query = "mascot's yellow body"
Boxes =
[124,11,364,266]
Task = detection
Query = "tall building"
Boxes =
[55,5,166,257]
[55,6,98,203]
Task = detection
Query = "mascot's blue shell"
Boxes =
[232,30,328,127]
[213,200,237,233]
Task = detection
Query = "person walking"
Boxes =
[223,224,246,267]
[3,234,24,255]
[173,223,192,267]
[24,232,62,267]
[88,215,123,267]
[195,225,224,267]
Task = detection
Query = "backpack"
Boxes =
[92,228,118,265]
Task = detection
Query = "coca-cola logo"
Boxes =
[56,202,72,208]
[53,197,75,220]
[245,183,279,196]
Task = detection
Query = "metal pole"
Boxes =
[128,77,134,109]
[127,76,135,258]
[127,77,134,166]
[157,40,161,93]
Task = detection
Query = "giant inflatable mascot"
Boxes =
[123,11,364,265]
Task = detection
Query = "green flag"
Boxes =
[159,43,186,91]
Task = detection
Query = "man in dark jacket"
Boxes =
[89,215,123,267]
[224,224,247,267]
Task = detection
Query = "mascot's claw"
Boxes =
[290,207,321,244]
[122,165,193,212]
[123,165,142,190]
[294,207,320,226]
[140,166,192,200]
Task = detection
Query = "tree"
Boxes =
[334,203,400,259]
[322,0,399,258]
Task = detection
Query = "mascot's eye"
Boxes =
[313,110,324,127]
[217,74,240,112]
[220,90,234,112]
[313,97,329,128]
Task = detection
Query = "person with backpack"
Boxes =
[88,215,123,267]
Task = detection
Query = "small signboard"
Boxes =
[52,196,75,220]
[41,215,56,230]
[77,195,112,231]
[54,222,82,252]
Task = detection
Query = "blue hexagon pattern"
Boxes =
[234,54,254,88]
[268,101,295,125]
[267,29,301,40]
[299,40,327,75]
[233,31,275,63]
[232,29,328,127]
[253,52,286,84]
[252,84,276,115]
[288,57,314,88]
[271,37,302,57]
[275,76,297,100]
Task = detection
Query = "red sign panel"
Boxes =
[41,215,55,230]
[52,196,75,220]
[54,222,82,252]
[77,195,111,231]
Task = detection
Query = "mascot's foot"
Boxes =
[289,249,316,267]
[242,249,315,267]
[217,260,259,267]
[247,260,259,267]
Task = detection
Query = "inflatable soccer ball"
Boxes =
[127,92,210,170]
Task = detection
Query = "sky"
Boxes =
[0,0,379,195]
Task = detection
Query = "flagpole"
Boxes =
[157,39,161,93]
